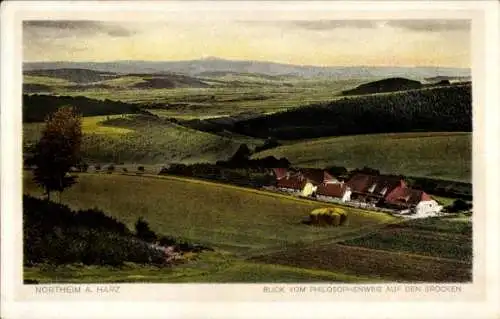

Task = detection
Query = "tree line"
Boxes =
[231,84,472,140]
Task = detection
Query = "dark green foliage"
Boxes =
[447,199,473,213]
[28,107,82,200]
[23,94,140,123]
[160,163,276,188]
[342,77,422,95]
[137,166,145,172]
[23,195,167,266]
[232,84,472,140]
[135,217,158,243]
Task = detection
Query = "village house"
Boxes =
[345,173,406,205]
[383,186,442,217]
[315,182,352,203]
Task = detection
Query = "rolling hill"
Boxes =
[230,83,472,140]
[341,77,423,95]
[24,58,471,79]
[253,132,472,182]
[23,94,141,122]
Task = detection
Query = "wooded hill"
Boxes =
[341,77,423,95]
[230,83,472,140]
[23,94,141,122]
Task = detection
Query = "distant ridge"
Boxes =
[23,58,471,80]
[342,77,423,95]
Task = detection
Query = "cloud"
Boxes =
[23,20,136,38]
[290,20,379,30]
[385,20,470,32]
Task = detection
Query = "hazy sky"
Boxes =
[23,19,471,68]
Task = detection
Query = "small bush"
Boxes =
[94,164,101,171]
[135,217,157,243]
[107,164,115,173]
[122,168,128,173]
[137,166,145,173]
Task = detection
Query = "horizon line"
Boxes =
[22,58,471,70]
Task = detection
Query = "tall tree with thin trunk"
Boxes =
[28,106,82,201]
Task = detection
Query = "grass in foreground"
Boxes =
[24,251,377,283]
[23,173,394,254]
[254,132,471,182]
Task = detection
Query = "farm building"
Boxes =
[345,174,406,205]
[383,187,442,217]
[272,168,340,195]
[315,183,352,203]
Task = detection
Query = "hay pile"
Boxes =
[309,207,348,226]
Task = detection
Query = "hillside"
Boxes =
[253,132,472,182]
[24,68,119,84]
[231,83,472,140]
[341,77,422,95]
[23,69,212,91]
[23,94,141,122]
[24,59,471,79]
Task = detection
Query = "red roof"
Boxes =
[276,176,307,190]
[316,183,349,198]
[385,187,432,206]
[301,168,325,185]
[323,171,337,183]
[346,174,406,197]
[272,168,289,180]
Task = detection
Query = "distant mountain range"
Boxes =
[24,57,471,80]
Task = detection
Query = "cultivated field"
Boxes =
[24,73,370,118]
[23,172,395,254]
[254,132,472,182]
[249,242,471,282]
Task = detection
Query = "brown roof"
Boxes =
[385,186,432,206]
[276,176,307,190]
[272,168,289,180]
[301,168,325,185]
[346,174,406,197]
[316,183,349,198]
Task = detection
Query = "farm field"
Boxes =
[249,242,471,282]
[24,114,257,164]
[254,132,472,182]
[23,74,370,118]
[23,172,396,254]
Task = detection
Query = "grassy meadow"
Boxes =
[23,172,395,254]
[254,132,472,182]
[24,114,258,164]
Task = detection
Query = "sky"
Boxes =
[23,19,471,68]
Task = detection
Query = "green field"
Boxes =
[23,173,395,254]
[24,74,369,117]
[254,132,472,182]
[24,114,258,164]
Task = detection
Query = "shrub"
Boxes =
[106,164,115,173]
[122,168,128,173]
[135,217,157,243]
[94,164,101,171]
[23,195,166,266]
[137,166,145,173]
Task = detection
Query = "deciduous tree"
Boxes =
[28,106,82,201]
